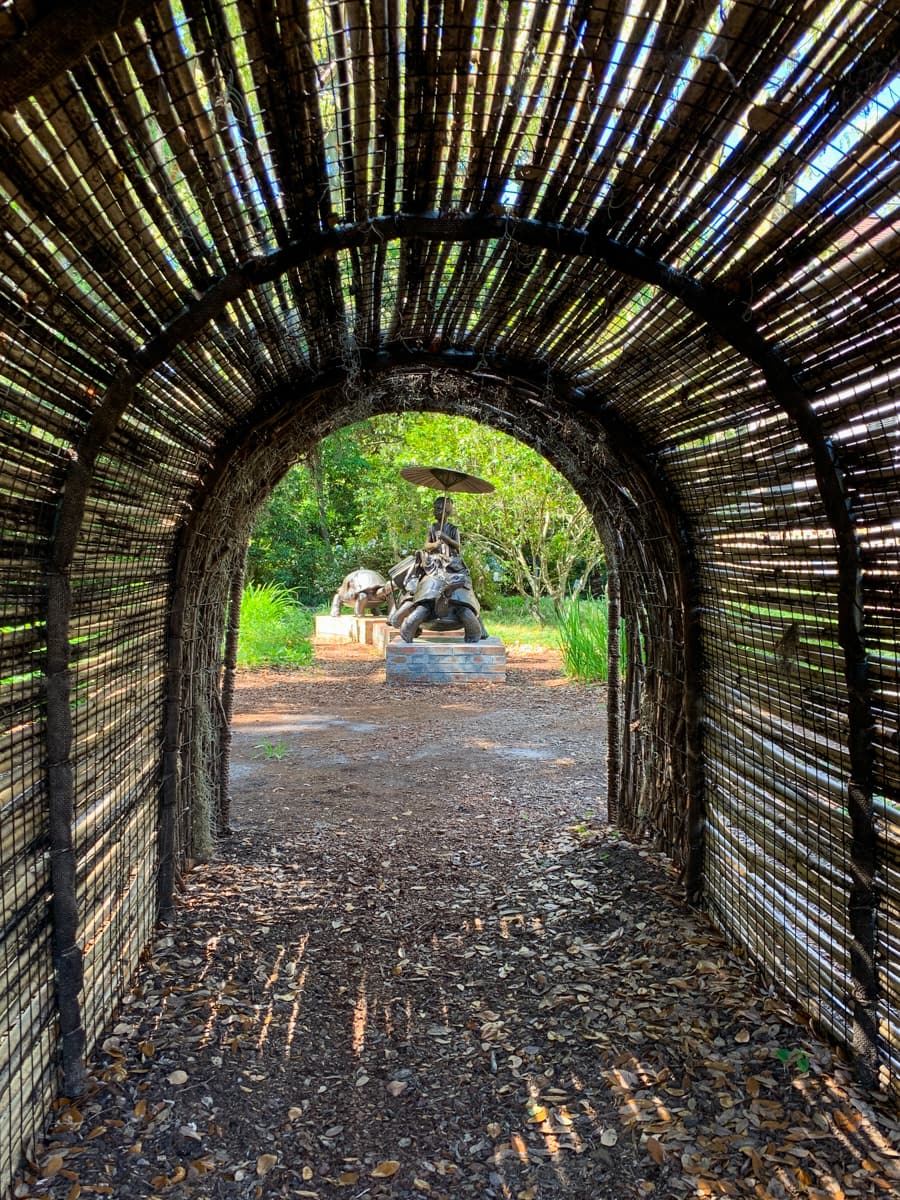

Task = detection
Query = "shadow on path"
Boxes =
[15,647,900,1200]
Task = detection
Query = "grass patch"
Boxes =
[556,597,609,683]
[237,582,315,668]
[253,737,289,760]
[482,595,559,650]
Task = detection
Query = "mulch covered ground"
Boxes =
[14,644,900,1200]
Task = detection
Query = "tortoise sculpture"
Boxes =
[330,568,392,617]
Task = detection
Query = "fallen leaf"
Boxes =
[601,1128,618,1146]
[256,1154,278,1176]
[646,1136,666,1164]
[55,1107,83,1131]
[371,1160,401,1178]
[40,1155,66,1179]
[337,1172,359,1185]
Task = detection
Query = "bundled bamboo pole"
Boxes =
[218,547,246,836]
[606,557,621,825]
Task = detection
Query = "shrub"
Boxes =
[237,583,314,668]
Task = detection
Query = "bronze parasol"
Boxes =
[399,465,494,494]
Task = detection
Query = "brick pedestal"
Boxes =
[385,635,506,684]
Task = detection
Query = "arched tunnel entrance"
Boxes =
[12,243,900,1195]
[11,225,897,1200]
[163,359,695,886]
[2,0,900,1191]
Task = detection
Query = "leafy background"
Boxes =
[246,414,605,617]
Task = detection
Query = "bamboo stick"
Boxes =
[606,557,621,825]
[217,546,245,836]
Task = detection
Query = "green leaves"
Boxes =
[247,411,604,613]
[775,1046,812,1075]
[237,583,314,669]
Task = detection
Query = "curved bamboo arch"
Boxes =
[44,216,878,1092]
[155,354,694,894]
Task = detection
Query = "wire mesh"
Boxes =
[0,0,898,1189]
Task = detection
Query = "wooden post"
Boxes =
[218,547,247,835]
[44,373,136,1094]
[158,524,191,925]
[606,558,621,825]
[46,567,85,1097]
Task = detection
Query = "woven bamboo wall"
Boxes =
[1,0,899,1190]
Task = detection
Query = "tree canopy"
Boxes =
[247,414,605,614]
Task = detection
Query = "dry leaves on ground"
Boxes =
[13,649,900,1200]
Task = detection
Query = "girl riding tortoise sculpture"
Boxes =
[388,497,488,643]
[330,497,488,642]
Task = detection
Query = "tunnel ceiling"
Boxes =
[0,0,897,490]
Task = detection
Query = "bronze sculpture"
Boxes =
[330,568,392,616]
[387,475,492,643]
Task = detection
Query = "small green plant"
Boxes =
[254,737,288,760]
[569,810,606,846]
[556,598,609,683]
[774,1046,811,1075]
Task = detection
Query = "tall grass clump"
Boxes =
[556,597,609,683]
[237,582,314,668]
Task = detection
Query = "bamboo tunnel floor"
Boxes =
[16,645,900,1200]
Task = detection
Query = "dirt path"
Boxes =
[16,644,900,1200]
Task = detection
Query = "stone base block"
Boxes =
[314,614,356,642]
[353,616,387,645]
[315,614,390,644]
[385,635,506,684]
[373,621,401,651]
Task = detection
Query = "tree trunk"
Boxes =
[305,444,333,561]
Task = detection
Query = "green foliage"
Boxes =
[246,411,605,613]
[774,1046,811,1075]
[483,595,558,649]
[556,598,610,683]
[237,582,314,669]
[246,429,373,603]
